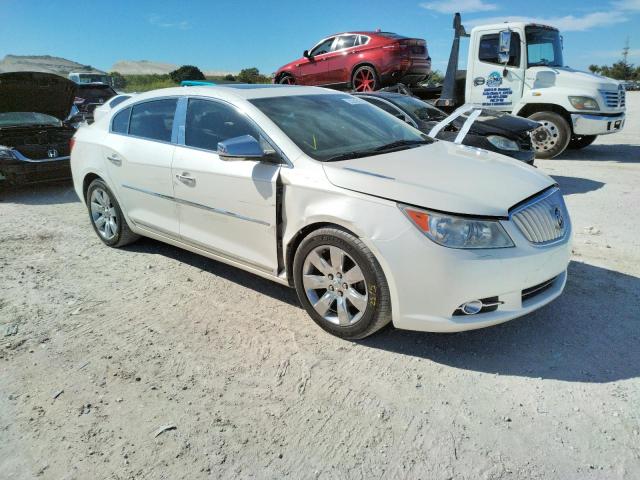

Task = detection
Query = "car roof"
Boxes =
[123,84,342,103]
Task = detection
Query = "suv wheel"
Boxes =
[352,66,379,92]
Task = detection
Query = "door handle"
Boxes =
[106,154,122,166]
[176,173,196,186]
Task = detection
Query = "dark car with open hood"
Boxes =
[0,72,77,186]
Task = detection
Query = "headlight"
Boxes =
[569,96,600,110]
[486,135,519,151]
[399,205,514,249]
[0,146,16,160]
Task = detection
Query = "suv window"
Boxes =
[129,99,177,142]
[185,98,261,151]
[356,35,370,46]
[112,107,131,134]
[334,35,358,50]
[310,37,335,56]
[478,33,521,66]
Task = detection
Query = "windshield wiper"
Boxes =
[372,139,432,152]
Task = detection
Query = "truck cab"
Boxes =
[438,15,626,158]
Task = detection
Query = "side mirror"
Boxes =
[217,135,266,161]
[303,50,312,59]
[498,30,512,55]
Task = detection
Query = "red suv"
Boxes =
[274,31,431,92]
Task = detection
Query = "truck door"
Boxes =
[468,30,525,112]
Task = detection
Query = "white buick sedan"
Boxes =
[71,84,571,339]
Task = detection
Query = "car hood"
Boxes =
[322,141,555,217]
[0,72,77,122]
[460,111,540,137]
[529,66,622,92]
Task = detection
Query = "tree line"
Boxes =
[589,39,639,82]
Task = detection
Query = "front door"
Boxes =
[172,98,280,273]
[299,37,335,85]
[468,30,525,112]
[324,34,358,85]
[103,98,180,236]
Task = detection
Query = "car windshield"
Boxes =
[250,94,431,161]
[0,112,61,127]
[526,26,564,67]
[387,95,447,122]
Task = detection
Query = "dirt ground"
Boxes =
[1,94,639,480]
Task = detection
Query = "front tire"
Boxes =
[86,179,139,248]
[293,228,391,339]
[278,74,296,85]
[528,111,571,159]
[568,135,597,150]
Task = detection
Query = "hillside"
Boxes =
[0,55,105,75]
[110,59,235,76]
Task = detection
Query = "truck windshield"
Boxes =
[526,26,563,67]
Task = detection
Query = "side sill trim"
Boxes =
[121,184,271,227]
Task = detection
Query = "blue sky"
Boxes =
[1,0,639,74]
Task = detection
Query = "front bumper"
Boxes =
[0,156,71,185]
[372,208,571,333]
[571,112,625,136]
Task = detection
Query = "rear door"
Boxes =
[171,97,281,273]
[103,98,180,236]
[324,34,359,85]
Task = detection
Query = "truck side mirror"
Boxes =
[498,30,512,54]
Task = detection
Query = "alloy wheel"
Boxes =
[279,75,295,85]
[353,67,376,92]
[90,188,118,240]
[302,245,368,326]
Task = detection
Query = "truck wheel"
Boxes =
[528,112,571,159]
[352,66,379,92]
[293,227,391,339]
[568,135,597,150]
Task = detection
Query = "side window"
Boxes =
[356,35,370,46]
[478,33,521,66]
[363,97,404,118]
[310,37,335,56]
[185,98,261,152]
[129,99,177,142]
[334,35,358,51]
[111,107,131,134]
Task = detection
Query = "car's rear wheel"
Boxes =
[278,74,296,85]
[567,135,597,150]
[293,228,391,339]
[86,178,139,248]
[352,65,379,92]
[528,111,571,159]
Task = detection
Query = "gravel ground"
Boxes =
[1,93,639,480]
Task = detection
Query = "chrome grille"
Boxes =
[600,86,626,108]
[511,188,569,245]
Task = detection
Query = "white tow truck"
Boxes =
[416,14,627,158]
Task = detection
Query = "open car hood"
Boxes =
[0,72,77,122]
[322,140,555,217]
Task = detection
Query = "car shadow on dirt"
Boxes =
[0,180,79,205]
[551,175,605,196]
[358,260,640,383]
[123,237,300,307]
[559,144,640,162]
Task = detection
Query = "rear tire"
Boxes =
[528,111,571,159]
[293,228,391,339]
[568,135,597,150]
[351,65,379,92]
[86,179,139,248]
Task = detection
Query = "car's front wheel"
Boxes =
[293,228,391,339]
[86,178,139,248]
[278,74,296,85]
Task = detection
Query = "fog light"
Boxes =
[460,300,483,315]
